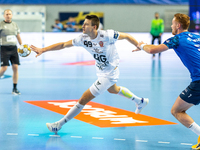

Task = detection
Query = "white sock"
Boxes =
[58,102,84,126]
[118,86,142,104]
[189,122,200,136]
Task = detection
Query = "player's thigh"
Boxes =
[79,89,95,105]
[89,77,116,97]
[171,96,193,114]
[10,51,20,65]
[1,53,10,66]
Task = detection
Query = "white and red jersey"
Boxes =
[72,29,120,78]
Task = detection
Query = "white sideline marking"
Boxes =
[158,141,170,144]
[49,135,60,137]
[7,133,18,135]
[71,136,82,138]
[114,138,126,141]
[28,134,39,136]
[136,140,148,142]
[92,137,104,139]
[181,143,193,146]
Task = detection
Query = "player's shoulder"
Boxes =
[97,29,112,39]
[11,21,17,25]
[102,29,117,36]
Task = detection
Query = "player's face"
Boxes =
[82,19,95,34]
[4,10,13,22]
[171,17,179,35]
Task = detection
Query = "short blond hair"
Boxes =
[174,13,190,30]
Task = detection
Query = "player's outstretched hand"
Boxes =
[30,45,43,57]
[132,41,146,52]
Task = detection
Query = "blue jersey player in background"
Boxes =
[133,13,200,149]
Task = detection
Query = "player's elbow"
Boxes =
[145,47,155,54]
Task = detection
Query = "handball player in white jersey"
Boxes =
[30,15,149,133]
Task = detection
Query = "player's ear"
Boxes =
[94,25,97,30]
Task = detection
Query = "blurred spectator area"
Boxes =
[59,12,104,32]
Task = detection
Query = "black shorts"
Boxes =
[179,80,200,105]
[1,45,20,66]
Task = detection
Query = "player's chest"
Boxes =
[82,40,109,54]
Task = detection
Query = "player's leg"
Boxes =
[158,36,161,57]
[172,81,200,149]
[46,88,95,133]
[0,66,8,77]
[58,89,95,124]
[171,96,200,149]
[47,76,115,133]
[0,46,9,78]
[171,96,194,127]
[11,49,21,95]
[152,36,156,57]
[107,84,149,114]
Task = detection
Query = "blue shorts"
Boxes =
[179,80,200,105]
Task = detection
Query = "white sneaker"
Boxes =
[46,122,61,134]
[135,98,149,114]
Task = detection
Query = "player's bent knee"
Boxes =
[1,66,8,73]
[107,89,118,94]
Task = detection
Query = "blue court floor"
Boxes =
[0,33,199,150]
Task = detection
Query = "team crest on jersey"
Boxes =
[99,41,104,47]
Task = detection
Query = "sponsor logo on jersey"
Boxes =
[93,48,103,54]
[93,43,97,46]
[25,100,177,128]
[99,41,103,47]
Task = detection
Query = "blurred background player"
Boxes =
[134,13,200,150]
[64,17,79,32]
[51,19,63,32]
[150,12,164,58]
[31,15,149,133]
[0,9,22,95]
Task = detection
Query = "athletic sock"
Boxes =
[189,122,200,136]
[13,83,17,89]
[58,102,84,126]
[117,86,142,104]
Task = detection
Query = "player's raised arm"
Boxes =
[118,32,139,48]
[30,40,73,57]
[133,41,168,54]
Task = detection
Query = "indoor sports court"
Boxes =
[0,32,199,150]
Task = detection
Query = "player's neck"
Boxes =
[4,20,12,23]
[89,30,98,39]
[177,29,188,34]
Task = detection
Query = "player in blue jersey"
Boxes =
[133,13,200,149]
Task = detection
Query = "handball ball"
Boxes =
[18,44,31,57]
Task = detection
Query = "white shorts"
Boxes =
[89,67,119,97]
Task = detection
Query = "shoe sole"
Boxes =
[12,92,21,95]
[46,123,58,134]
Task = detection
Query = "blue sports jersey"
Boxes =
[164,31,200,82]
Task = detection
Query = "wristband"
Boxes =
[140,44,147,50]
